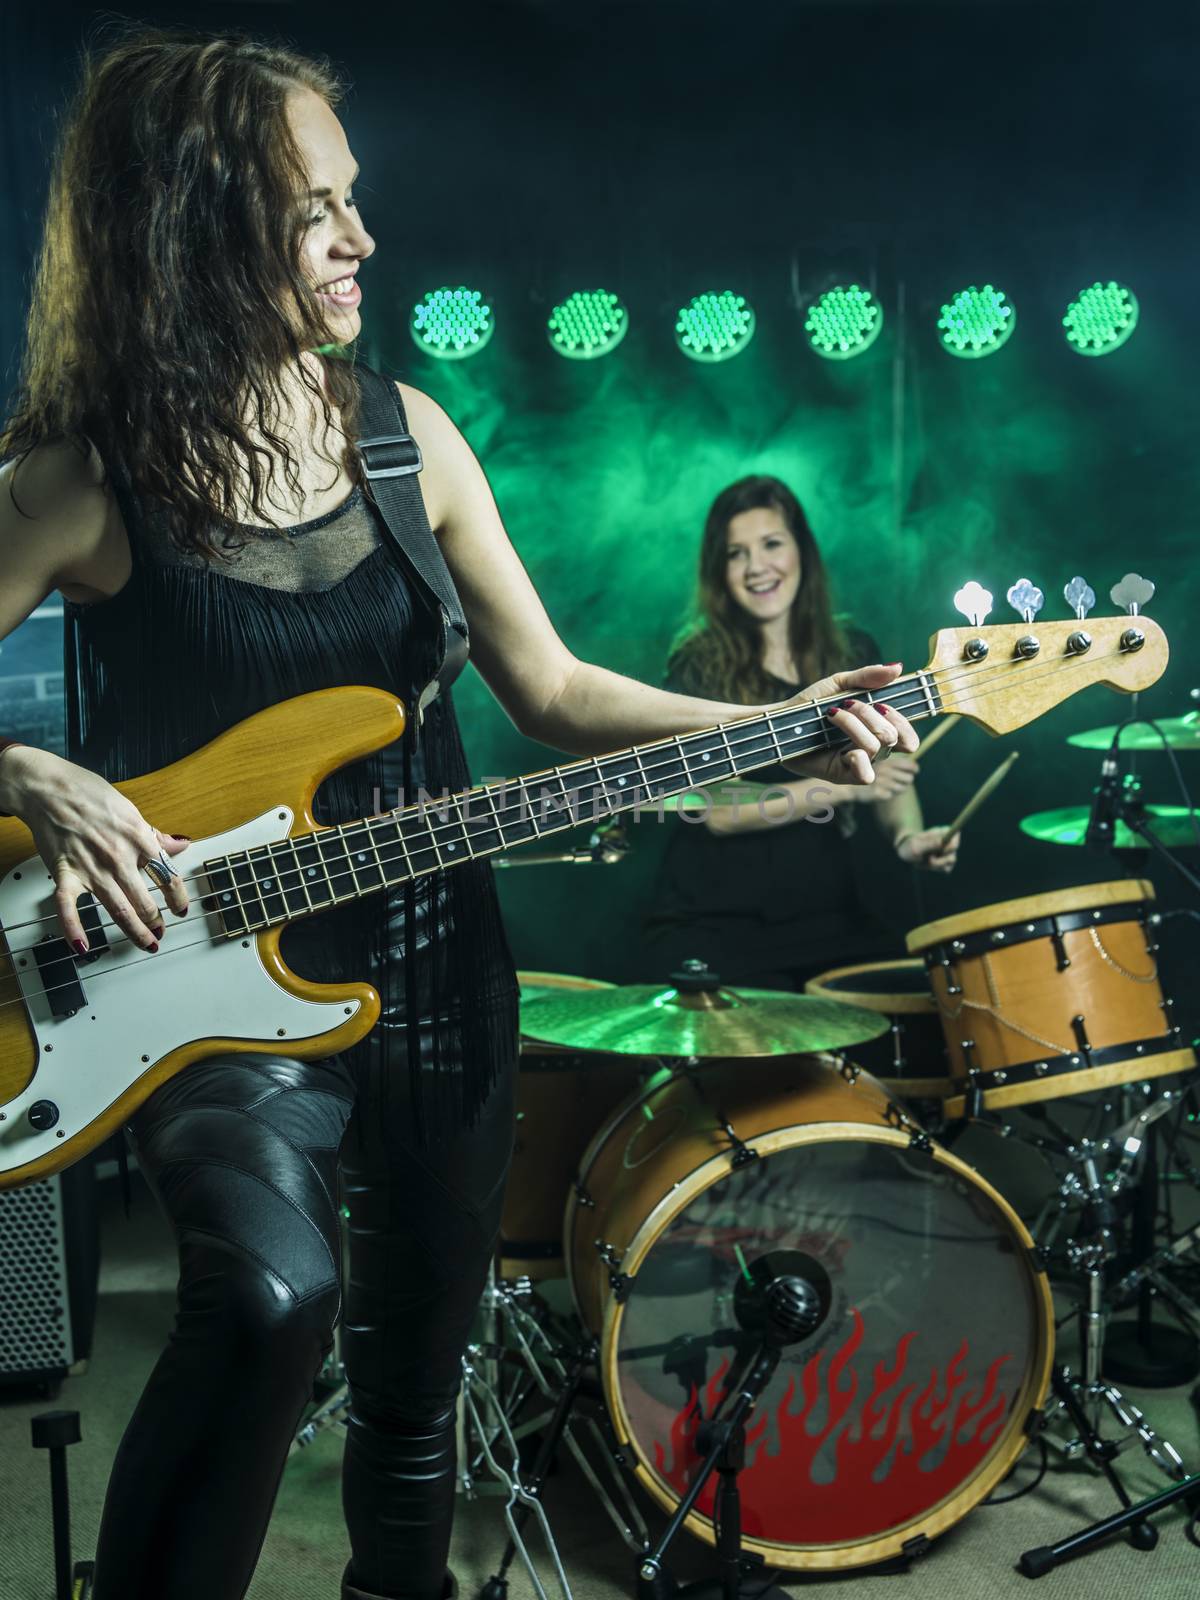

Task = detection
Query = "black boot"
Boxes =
[341,1566,459,1600]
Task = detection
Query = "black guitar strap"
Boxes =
[352,363,470,721]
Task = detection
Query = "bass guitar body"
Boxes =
[0,687,402,1190]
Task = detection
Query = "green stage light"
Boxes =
[548,290,629,360]
[804,286,884,360]
[410,286,494,360]
[1063,282,1139,356]
[675,291,755,363]
[937,285,1016,359]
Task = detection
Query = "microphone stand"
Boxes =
[634,1278,823,1600]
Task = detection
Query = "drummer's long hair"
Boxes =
[668,476,850,704]
[2,25,360,557]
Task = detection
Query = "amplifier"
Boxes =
[0,1162,99,1390]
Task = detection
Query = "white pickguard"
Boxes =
[0,807,363,1178]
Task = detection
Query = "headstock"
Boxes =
[926,574,1168,736]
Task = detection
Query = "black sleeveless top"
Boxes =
[64,444,518,1137]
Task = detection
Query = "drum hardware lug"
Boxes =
[885,1100,932,1154]
[838,1056,862,1086]
[950,939,966,955]
[960,1038,976,1071]
[989,930,1006,945]
[609,1271,634,1303]
[991,1070,1008,1086]
[574,1180,596,1209]
[718,1118,759,1168]
[1050,923,1071,970]
[595,1239,624,1270]
[1070,1014,1092,1057]
[901,1533,931,1561]
[1028,1244,1051,1275]
[1024,1405,1047,1435]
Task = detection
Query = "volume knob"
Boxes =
[28,1100,60,1132]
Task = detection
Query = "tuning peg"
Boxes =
[1064,576,1096,621]
[954,581,994,627]
[1006,578,1045,624]
[1110,573,1156,616]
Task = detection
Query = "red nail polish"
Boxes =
[170,834,191,842]
[825,707,840,720]
[148,941,160,953]
[72,939,88,957]
[884,661,903,670]
[152,924,165,939]
[840,700,856,711]
[878,704,891,716]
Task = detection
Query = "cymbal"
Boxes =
[1068,714,1200,752]
[518,982,890,1058]
[1020,804,1200,849]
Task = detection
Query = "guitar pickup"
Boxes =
[76,893,108,962]
[32,936,87,1019]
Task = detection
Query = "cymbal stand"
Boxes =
[469,1279,650,1600]
[1029,1110,1186,1482]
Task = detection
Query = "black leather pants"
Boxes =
[92,915,516,1600]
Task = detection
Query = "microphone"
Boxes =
[1085,745,1123,852]
[762,1275,824,1347]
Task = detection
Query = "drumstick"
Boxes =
[911,713,960,763]
[943,751,1020,838]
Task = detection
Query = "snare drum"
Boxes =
[499,973,645,1281]
[564,1055,1052,1569]
[906,880,1195,1116]
[804,959,952,1102]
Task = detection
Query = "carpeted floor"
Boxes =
[3,1138,1200,1600]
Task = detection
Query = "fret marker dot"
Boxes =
[356,852,367,863]
[263,879,273,890]
[702,752,711,762]
[618,776,627,786]
[447,843,457,852]
[222,892,233,903]
[306,868,317,878]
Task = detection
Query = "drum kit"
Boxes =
[453,697,1200,1597]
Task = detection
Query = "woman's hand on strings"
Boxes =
[2,747,190,952]
[781,663,918,786]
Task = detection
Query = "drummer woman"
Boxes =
[644,475,958,991]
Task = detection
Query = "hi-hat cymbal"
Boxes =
[518,981,889,1058]
[1020,804,1200,849]
[1068,714,1200,752]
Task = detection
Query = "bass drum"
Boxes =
[565,1056,1053,1570]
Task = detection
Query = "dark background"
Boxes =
[2,0,1198,991]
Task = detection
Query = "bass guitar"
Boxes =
[0,608,1167,1188]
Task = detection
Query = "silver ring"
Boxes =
[144,851,179,889]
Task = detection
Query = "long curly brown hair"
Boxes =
[1,25,361,557]
[669,475,850,704]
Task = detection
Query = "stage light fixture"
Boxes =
[937,285,1016,359]
[804,286,884,360]
[675,291,755,363]
[1063,281,1139,356]
[547,290,629,360]
[410,286,494,360]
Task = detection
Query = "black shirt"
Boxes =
[641,632,893,985]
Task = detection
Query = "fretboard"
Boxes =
[204,672,942,936]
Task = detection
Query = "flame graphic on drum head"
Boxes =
[651,1309,1013,1544]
